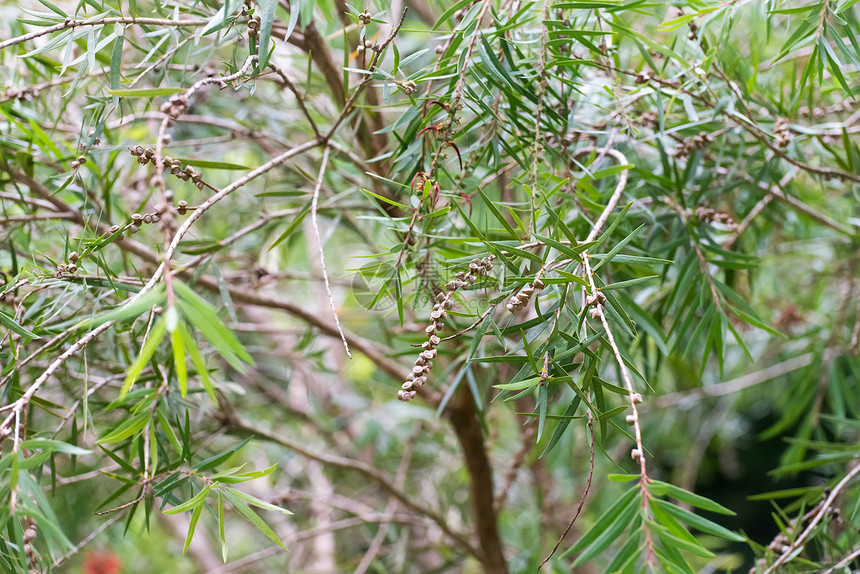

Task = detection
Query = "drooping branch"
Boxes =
[0,17,208,51]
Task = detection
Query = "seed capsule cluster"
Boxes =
[400,80,417,95]
[694,205,737,231]
[626,393,643,461]
[773,117,790,148]
[100,205,165,247]
[675,130,714,158]
[22,518,38,572]
[69,156,87,170]
[634,70,652,85]
[247,13,262,38]
[357,39,382,55]
[129,147,206,189]
[159,92,190,120]
[2,86,39,101]
[506,277,545,312]
[398,255,496,402]
[357,9,372,26]
[55,250,81,277]
[584,290,607,319]
[799,100,853,117]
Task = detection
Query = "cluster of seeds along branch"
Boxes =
[245,12,262,40]
[675,130,715,158]
[105,207,163,243]
[55,250,80,277]
[2,85,39,101]
[159,92,191,121]
[356,8,372,26]
[22,517,38,572]
[54,203,171,277]
[506,277,544,312]
[694,204,737,231]
[129,146,206,189]
[398,255,496,402]
[773,117,791,148]
[798,100,854,117]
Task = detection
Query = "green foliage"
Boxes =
[1,0,859,571]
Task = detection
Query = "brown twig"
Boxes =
[539,412,595,569]
[763,461,860,573]
[494,421,536,511]
[0,17,208,51]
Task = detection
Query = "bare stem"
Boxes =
[0,17,207,51]
[310,147,351,358]
[763,461,860,574]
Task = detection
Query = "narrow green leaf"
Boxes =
[571,492,641,565]
[172,159,251,170]
[98,411,150,444]
[179,322,215,400]
[256,0,277,70]
[0,309,39,340]
[109,32,124,90]
[183,500,205,554]
[172,327,188,398]
[564,485,639,557]
[223,488,288,549]
[85,286,165,327]
[165,484,211,515]
[651,499,745,542]
[649,480,736,515]
[478,188,519,238]
[120,319,167,397]
[592,224,644,272]
[107,88,185,97]
[19,439,90,456]
[174,280,253,370]
[269,198,312,250]
[227,488,292,515]
[493,377,541,391]
[218,490,228,562]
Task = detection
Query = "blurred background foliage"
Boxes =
[1,0,859,572]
